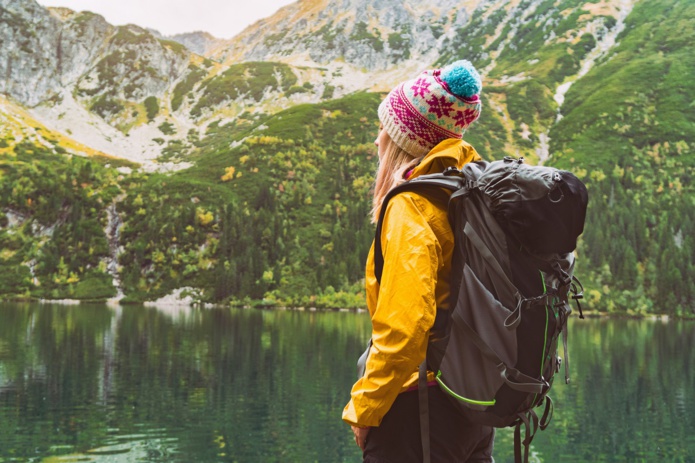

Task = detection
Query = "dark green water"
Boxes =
[0,303,693,463]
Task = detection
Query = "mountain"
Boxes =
[213,0,467,70]
[165,31,225,57]
[0,0,693,315]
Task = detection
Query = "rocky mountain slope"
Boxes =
[160,31,225,57]
[212,0,471,78]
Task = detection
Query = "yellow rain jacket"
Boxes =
[343,139,482,428]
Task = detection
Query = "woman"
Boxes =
[343,60,495,462]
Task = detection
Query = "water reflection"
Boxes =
[0,303,371,462]
[495,318,695,463]
[0,303,693,462]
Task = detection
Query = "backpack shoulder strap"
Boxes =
[373,174,466,284]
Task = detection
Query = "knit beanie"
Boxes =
[378,60,482,157]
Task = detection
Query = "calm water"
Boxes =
[0,303,693,463]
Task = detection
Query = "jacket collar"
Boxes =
[407,139,482,180]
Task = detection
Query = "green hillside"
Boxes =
[0,141,128,300]
[115,92,380,306]
[191,61,298,117]
[549,0,695,315]
[0,92,378,307]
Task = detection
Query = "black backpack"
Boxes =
[373,157,588,463]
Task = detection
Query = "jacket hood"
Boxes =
[408,139,482,179]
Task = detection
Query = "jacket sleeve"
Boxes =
[343,193,442,427]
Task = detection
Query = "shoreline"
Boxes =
[0,295,368,313]
[0,296,690,319]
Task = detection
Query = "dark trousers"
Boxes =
[363,386,495,463]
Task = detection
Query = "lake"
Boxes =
[0,302,693,462]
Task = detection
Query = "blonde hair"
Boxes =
[371,135,422,223]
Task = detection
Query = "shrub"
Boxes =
[91,96,124,118]
[158,121,176,135]
[144,96,159,121]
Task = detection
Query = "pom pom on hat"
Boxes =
[440,60,481,98]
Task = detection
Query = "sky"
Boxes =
[36,0,297,39]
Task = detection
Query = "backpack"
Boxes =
[372,156,588,463]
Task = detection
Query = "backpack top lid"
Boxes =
[475,157,588,255]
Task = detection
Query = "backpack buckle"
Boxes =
[503,156,524,164]
[570,276,585,319]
